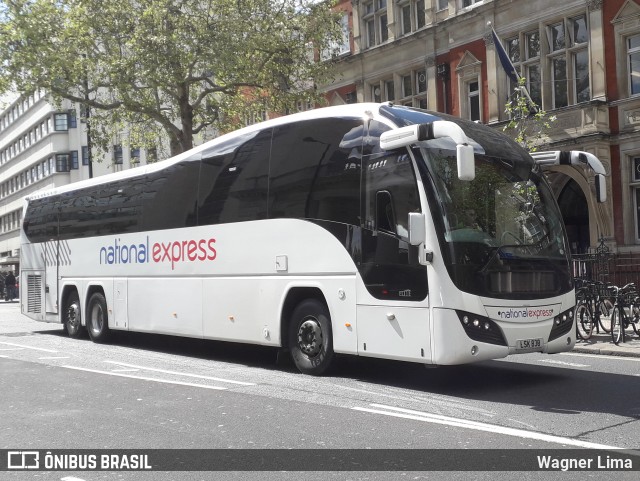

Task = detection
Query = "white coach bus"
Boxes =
[19,103,605,375]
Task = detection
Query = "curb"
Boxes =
[572,345,640,358]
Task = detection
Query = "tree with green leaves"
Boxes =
[502,77,556,153]
[0,0,343,158]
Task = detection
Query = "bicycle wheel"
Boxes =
[631,305,640,336]
[611,307,624,345]
[575,303,593,340]
[597,298,614,333]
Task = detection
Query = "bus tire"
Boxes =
[63,291,83,339]
[288,299,334,376]
[87,292,111,343]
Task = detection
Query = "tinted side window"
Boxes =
[60,178,144,239]
[23,198,58,243]
[364,152,421,239]
[25,177,146,242]
[198,129,271,225]
[269,118,364,225]
[141,161,199,231]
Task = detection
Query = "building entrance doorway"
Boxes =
[557,178,589,254]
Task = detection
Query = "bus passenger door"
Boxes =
[356,138,431,362]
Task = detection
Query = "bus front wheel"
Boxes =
[87,292,111,343]
[288,299,334,376]
[63,291,84,339]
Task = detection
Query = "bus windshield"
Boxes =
[421,147,572,300]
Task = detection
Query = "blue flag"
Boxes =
[492,28,519,84]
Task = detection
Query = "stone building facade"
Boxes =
[324,0,640,256]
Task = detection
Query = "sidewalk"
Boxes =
[573,331,640,358]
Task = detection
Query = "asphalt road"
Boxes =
[1,301,639,480]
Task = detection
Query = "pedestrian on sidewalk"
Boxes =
[5,271,16,302]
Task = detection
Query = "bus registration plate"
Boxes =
[516,338,543,351]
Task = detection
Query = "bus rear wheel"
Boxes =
[63,291,84,339]
[288,299,334,376]
[87,292,111,343]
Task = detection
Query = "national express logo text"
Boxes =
[99,236,217,270]
[496,308,555,320]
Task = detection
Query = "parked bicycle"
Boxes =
[574,278,614,340]
[610,282,640,345]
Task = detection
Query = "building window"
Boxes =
[54,113,68,131]
[397,0,425,36]
[130,148,141,165]
[398,69,427,108]
[321,13,350,60]
[498,31,541,108]
[68,110,77,128]
[113,145,123,164]
[462,0,482,7]
[82,146,89,165]
[70,151,79,169]
[146,147,158,163]
[55,154,70,172]
[547,15,590,108]
[628,34,640,96]
[467,79,481,121]
[633,156,640,240]
[501,16,589,112]
[363,0,388,48]
[371,78,396,102]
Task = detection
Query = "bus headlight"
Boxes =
[548,308,574,342]
[455,310,507,346]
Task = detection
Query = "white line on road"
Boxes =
[103,360,256,386]
[62,365,228,391]
[353,403,623,450]
[538,359,590,368]
[0,341,57,353]
[38,356,71,360]
[0,348,24,351]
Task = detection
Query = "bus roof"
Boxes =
[24,102,531,201]
[26,103,387,201]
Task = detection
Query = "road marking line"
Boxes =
[538,359,590,368]
[61,365,227,391]
[103,361,256,386]
[38,356,71,360]
[0,348,25,351]
[353,403,623,450]
[0,341,57,353]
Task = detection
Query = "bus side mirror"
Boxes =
[530,151,607,203]
[408,212,426,246]
[457,144,475,181]
[379,121,476,181]
[595,174,606,203]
